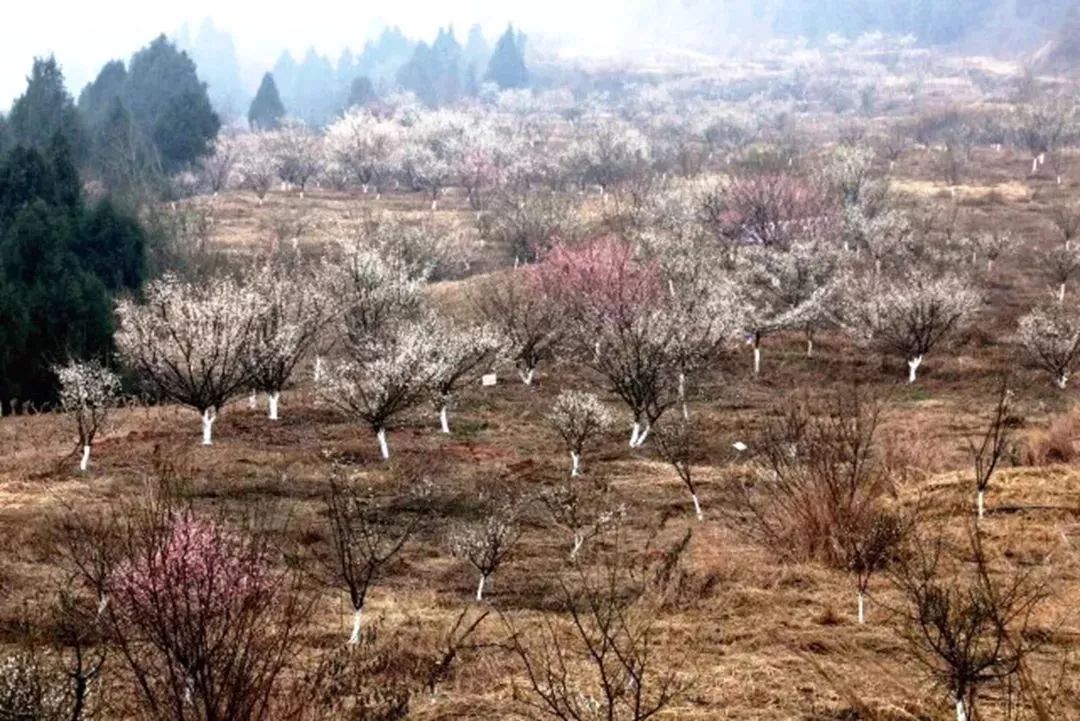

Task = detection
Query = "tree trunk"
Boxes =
[858,591,865,624]
[1058,372,1069,390]
[806,335,814,357]
[629,422,641,448]
[1060,282,1067,303]
[956,697,967,721]
[376,428,390,460]
[977,489,985,520]
[753,343,762,376]
[907,356,923,384]
[519,368,535,385]
[678,372,689,419]
[476,574,486,601]
[439,405,450,434]
[348,608,363,645]
[79,444,91,472]
[248,390,257,409]
[570,451,580,477]
[314,355,324,383]
[692,493,703,521]
[570,533,584,560]
[635,422,651,447]
[201,408,216,446]
[268,392,280,420]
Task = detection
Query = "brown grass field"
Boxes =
[3,142,1080,720]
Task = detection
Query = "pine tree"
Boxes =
[8,56,84,157]
[346,77,377,108]
[78,60,128,133]
[485,26,529,90]
[248,73,286,130]
[124,35,220,172]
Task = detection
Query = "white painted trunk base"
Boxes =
[753,346,762,375]
[907,356,923,384]
[439,405,450,434]
[476,574,486,601]
[268,392,280,420]
[79,445,91,472]
[858,592,865,624]
[570,451,580,477]
[692,493,703,521]
[377,428,390,459]
[519,368,535,385]
[202,408,217,446]
[977,490,985,520]
[348,608,363,645]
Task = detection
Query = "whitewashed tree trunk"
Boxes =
[1060,282,1067,303]
[431,198,438,211]
[268,392,280,420]
[956,697,967,721]
[314,355,324,383]
[439,405,450,433]
[1032,157,1039,174]
[96,593,109,618]
[376,428,390,459]
[79,444,91,472]
[692,493,703,521]
[629,422,641,448]
[907,356,923,384]
[348,608,363,645]
[570,451,581,477]
[634,422,651,447]
[977,489,985,520]
[858,591,865,624]
[570,533,584,560]
[201,408,216,446]
[476,574,486,601]
[753,345,762,376]
[519,368,535,385]
[678,372,689,419]
[806,336,814,357]
[1058,372,1069,390]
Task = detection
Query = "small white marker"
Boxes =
[481,373,498,387]
[732,441,748,453]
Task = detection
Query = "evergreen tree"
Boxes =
[248,73,286,130]
[398,43,438,106]
[485,26,529,90]
[0,139,146,406]
[77,60,128,133]
[465,24,491,73]
[8,56,84,157]
[91,96,155,194]
[0,115,9,156]
[431,27,464,105]
[346,77,377,108]
[183,19,246,120]
[124,35,219,172]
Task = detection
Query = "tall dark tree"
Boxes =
[182,19,246,120]
[0,139,145,407]
[346,77,377,109]
[431,27,464,105]
[124,35,219,172]
[8,56,84,156]
[485,26,529,90]
[91,96,156,194]
[397,43,438,106]
[0,115,9,156]
[77,60,128,133]
[248,73,286,130]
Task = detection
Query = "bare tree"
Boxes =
[1017,303,1080,388]
[115,275,260,445]
[481,189,583,265]
[891,528,1046,721]
[323,474,423,644]
[54,360,121,471]
[547,391,614,477]
[967,380,1013,520]
[972,230,1018,276]
[539,476,624,561]
[654,416,707,520]
[503,533,692,721]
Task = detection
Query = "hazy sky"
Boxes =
[2,0,667,110]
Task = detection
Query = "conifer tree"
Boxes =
[8,56,84,156]
[248,73,286,131]
[485,26,528,89]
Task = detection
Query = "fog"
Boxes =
[1,0,716,110]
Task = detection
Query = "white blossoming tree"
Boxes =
[427,320,504,434]
[234,133,278,205]
[547,390,614,477]
[323,109,403,195]
[471,272,563,386]
[54,360,122,471]
[115,276,260,445]
[245,258,335,420]
[267,120,324,196]
[318,320,445,459]
[1017,304,1080,389]
[843,272,980,383]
